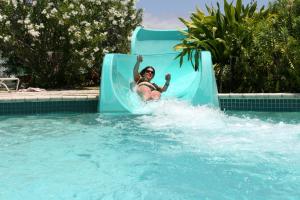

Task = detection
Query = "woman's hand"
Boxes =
[137,55,143,63]
[165,73,171,82]
[161,74,171,92]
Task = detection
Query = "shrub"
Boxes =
[176,0,300,93]
[0,0,142,88]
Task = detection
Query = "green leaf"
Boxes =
[194,50,200,71]
[174,43,188,51]
[224,0,232,22]
[236,0,242,21]
[206,4,212,14]
[248,2,257,17]
[178,17,192,27]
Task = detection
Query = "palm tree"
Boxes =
[175,0,268,92]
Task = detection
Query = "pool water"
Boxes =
[0,100,299,200]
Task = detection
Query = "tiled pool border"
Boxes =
[0,100,98,115]
[219,93,300,112]
[0,96,98,115]
[1,93,300,115]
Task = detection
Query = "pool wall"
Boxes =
[0,99,98,115]
[219,93,300,112]
[0,93,300,115]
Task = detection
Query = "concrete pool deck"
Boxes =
[1,88,299,102]
[0,87,99,102]
[0,88,99,114]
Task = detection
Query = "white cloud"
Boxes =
[142,13,186,30]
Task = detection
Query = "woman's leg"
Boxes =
[136,86,152,101]
[150,91,161,100]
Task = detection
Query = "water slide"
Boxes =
[99,27,219,113]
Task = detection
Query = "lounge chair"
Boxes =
[0,77,20,91]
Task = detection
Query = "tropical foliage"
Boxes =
[176,0,300,93]
[0,0,142,88]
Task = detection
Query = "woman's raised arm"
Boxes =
[133,55,143,82]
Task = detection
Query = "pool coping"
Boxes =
[0,89,99,114]
[1,92,299,102]
[0,95,98,103]
[1,91,300,114]
[218,93,300,112]
[0,89,99,103]
[218,93,300,99]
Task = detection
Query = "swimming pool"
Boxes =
[0,100,299,200]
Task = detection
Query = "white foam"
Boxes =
[135,100,300,163]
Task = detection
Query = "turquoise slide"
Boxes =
[99,27,219,113]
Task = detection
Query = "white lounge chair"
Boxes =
[0,77,20,91]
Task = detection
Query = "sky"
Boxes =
[136,0,274,29]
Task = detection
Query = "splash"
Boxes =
[135,99,300,164]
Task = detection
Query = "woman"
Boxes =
[133,55,171,101]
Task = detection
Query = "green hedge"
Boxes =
[0,0,142,88]
[176,0,300,93]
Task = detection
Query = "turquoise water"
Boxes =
[0,100,300,200]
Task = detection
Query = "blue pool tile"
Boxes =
[0,100,98,115]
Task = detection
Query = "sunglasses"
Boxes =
[145,69,154,74]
